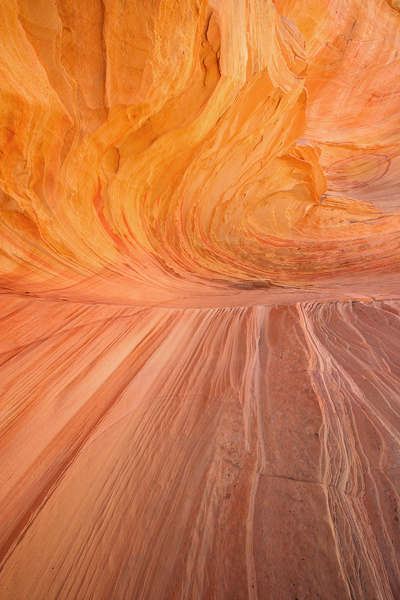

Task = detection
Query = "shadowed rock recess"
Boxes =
[1,1,400,598]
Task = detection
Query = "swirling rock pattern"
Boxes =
[1,0,400,598]
[1,0,400,301]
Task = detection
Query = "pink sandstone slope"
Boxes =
[1,1,400,598]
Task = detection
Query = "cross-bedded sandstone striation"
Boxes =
[1,297,400,599]
[1,1,400,599]
[1,0,400,303]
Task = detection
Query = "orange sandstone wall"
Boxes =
[1,297,400,599]
[0,0,400,303]
[1,1,400,598]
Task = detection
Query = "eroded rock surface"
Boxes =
[1,0,400,302]
[1,298,400,599]
[1,0,400,598]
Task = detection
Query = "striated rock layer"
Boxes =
[1,297,400,599]
[1,0,400,598]
[1,0,400,303]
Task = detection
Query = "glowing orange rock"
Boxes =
[0,0,400,303]
[1,0,400,598]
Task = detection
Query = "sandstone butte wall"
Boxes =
[1,0,400,599]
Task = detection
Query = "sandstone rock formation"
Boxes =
[1,0,400,598]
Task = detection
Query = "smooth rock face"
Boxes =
[1,298,400,599]
[1,0,400,599]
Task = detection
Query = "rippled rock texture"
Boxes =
[1,0,400,302]
[1,0,400,598]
